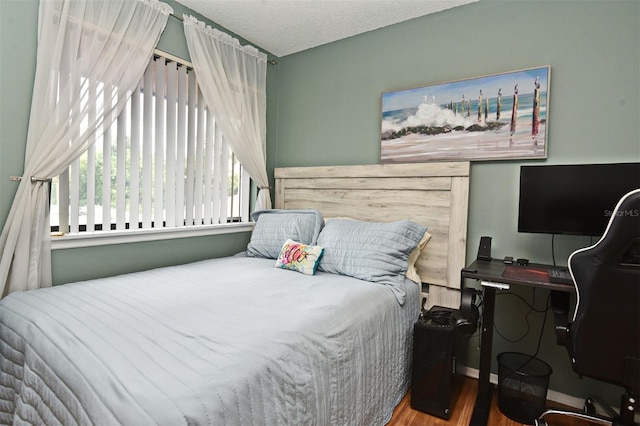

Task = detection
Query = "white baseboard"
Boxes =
[457,365,585,410]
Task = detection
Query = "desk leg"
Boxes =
[470,286,496,426]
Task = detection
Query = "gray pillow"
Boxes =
[247,209,324,259]
[317,219,428,305]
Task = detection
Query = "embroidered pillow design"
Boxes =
[275,239,324,275]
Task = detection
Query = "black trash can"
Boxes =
[497,352,552,425]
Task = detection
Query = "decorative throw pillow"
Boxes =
[275,239,324,275]
[247,209,324,259]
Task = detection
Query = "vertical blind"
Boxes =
[52,53,249,234]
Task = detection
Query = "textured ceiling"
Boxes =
[175,0,478,57]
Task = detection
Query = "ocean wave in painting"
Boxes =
[381,92,546,141]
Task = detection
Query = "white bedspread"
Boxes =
[0,256,419,425]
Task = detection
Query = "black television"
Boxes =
[518,162,640,236]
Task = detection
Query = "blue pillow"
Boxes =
[247,209,324,259]
[317,219,428,304]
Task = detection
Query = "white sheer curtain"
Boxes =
[0,0,171,297]
[182,16,271,212]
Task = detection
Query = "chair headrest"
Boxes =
[595,188,640,263]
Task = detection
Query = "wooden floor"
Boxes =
[388,375,598,426]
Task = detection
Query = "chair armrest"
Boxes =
[550,290,571,346]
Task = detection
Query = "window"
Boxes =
[51,52,250,239]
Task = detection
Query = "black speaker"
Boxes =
[411,306,456,419]
[477,236,492,261]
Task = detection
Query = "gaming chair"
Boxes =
[537,188,640,426]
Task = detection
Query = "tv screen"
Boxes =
[518,163,640,236]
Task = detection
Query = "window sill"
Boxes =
[51,223,255,250]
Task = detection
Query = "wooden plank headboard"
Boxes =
[274,162,470,309]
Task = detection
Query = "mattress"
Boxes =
[0,255,419,425]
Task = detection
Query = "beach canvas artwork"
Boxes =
[381,66,550,162]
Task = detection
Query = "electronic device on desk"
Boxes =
[477,236,492,261]
[518,162,639,237]
[548,267,573,284]
[412,306,456,420]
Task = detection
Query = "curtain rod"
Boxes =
[9,176,52,183]
[168,13,278,65]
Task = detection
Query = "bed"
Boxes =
[0,162,469,425]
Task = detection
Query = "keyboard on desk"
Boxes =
[548,267,573,284]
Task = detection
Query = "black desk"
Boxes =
[461,259,575,426]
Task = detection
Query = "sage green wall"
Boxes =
[0,0,278,284]
[273,0,639,405]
